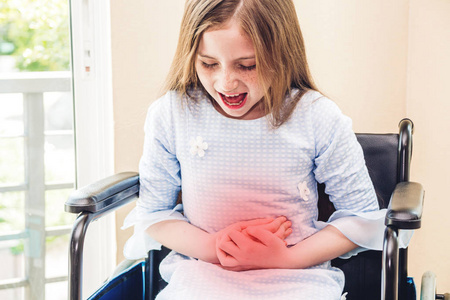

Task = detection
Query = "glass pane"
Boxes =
[0,239,26,280]
[44,135,75,184]
[45,234,69,278]
[0,287,25,300]
[0,137,25,186]
[45,281,67,300]
[0,192,25,233]
[0,93,24,136]
[0,0,70,73]
[45,189,75,227]
[44,92,73,131]
[2,1,75,300]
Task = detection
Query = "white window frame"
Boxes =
[70,0,115,298]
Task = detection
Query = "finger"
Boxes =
[262,216,287,233]
[284,228,293,239]
[216,234,240,263]
[280,222,293,239]
[237,218,274,230]
[218,237,242,257]
[219,252,240,267]
[217,264,248,272]
[216,231,232,248]
[246,227,281,247]
[228,229,256,249]
[220,264,256,272]
[216,238,240,268]
[272,220,291,239]
[241,228,263,243]
[216,246,228,262]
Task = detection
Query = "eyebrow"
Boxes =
[198,53,255,61]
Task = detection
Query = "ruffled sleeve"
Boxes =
[122,93,188,259]
[310,97,412,258]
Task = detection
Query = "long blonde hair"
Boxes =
[163,0,318,127]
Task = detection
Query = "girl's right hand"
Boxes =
[213,216,292,244]
[246,216,293,242]
[212,216,292,263]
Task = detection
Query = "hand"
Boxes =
[214,216,291,248]
[241,217,292,245]
[215,217,292,271]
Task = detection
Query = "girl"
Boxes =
[123,0,401,298]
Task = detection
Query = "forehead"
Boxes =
[198,21,255,59]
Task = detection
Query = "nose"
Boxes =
[220,68,238,92]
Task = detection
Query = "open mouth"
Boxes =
[219,92,248,109]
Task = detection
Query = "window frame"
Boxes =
[70,0,116,298]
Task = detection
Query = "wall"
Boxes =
[296,0,409,133]
[406,0,450,292]
[110,0,185,258]
[110,0,450,292]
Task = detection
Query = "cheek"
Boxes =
[195,65,214,85]
[242,72,262,90]
[196,69,210,88]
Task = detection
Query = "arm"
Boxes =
[217,224,356,271]
[147,220,219,263]
[147,216,292,265]
[283,225,357,269]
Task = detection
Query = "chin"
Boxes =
[222,106,249,118]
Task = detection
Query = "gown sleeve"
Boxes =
[122,94,188,259]
[310,97,412,258]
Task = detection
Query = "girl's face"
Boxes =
[195,20,266,120]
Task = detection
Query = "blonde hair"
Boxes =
[163,0,318,127]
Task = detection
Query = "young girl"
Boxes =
[122,0,401,298]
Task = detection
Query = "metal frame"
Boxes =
[382,119,414,300]
[67,190,138,300]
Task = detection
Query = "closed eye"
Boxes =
[239,64,256,71]
[201,61,218,69]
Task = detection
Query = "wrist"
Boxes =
[282,245,306,269]
[198,232,219,264]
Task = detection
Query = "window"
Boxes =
[0,1,74,299]
[0,0,114,299]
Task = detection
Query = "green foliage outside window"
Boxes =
[0,0,70,71]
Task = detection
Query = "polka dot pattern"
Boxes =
[126,89,382,299]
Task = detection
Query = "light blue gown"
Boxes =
[122,89,411,299]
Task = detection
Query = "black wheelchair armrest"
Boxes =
[385,181,424,230]
[65,171,139,214]
[67,172,140,300]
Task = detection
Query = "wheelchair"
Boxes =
[65,119,448,300]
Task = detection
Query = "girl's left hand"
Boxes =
[216,225,290,271]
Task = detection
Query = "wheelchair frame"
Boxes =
[66,119,427,300]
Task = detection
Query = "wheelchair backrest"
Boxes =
[318,133,399,221]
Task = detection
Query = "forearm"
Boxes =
[146,220,218,264]
[283,225,358,269]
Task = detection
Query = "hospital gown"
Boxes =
[122,89,410,299]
